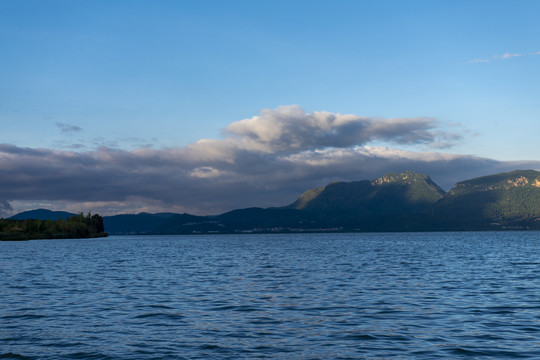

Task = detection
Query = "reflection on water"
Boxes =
[1,232,540,359]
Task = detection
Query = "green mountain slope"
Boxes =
[433,170,540,229]
[288,171,445,218]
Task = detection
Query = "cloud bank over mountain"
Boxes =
[1,106,538,216]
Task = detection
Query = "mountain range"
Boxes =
[9,170,540,233]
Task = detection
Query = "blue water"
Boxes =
[1,232,540,359]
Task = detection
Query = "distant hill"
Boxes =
[432,170,540,230]
[140,213,215,234]
[103,212,179,234]
[215,207,318,232]
[9,209,76,221]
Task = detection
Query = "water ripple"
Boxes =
[2,232,540,359]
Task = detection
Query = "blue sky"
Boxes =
[1,0,540,215]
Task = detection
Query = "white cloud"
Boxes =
[499,53,523,59]
[468,58,490,64]
[190,166,223,178]
[469,50,540,64]
[225,105,459,153]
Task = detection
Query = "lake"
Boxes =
[2,232,540,359]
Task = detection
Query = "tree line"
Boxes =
[0,213,107,240]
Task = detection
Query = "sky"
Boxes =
[1,0,540,217]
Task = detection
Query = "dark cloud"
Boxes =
[1,106,539,215]
[56,122,83,134]
[0,199,13,217]
[1,143,538,216]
